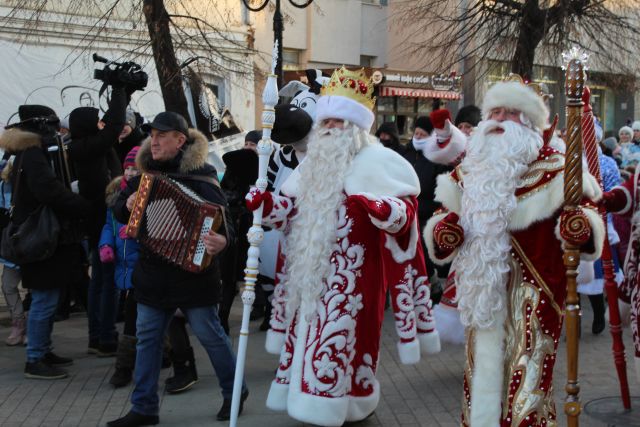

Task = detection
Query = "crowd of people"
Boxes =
[0,65,638,427]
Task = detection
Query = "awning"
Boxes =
[379,86,461,100]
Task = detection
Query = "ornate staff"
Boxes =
[562,46,587,427]
[580,86,632,409]
[229,41,279,427]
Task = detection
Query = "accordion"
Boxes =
[126,173,224,273]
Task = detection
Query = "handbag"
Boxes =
[0,152,60,264]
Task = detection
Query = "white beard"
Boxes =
[454,119,543,329]
[284,123,373,320]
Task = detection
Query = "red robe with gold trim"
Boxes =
[263,144,441,426]
[424,146,605,427]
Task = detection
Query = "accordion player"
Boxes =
[126,173,224,273]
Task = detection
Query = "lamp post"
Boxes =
[242,0,314,87]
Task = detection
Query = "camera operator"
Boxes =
[68,84,129,357]
[0,105,90,379]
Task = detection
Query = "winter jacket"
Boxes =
[67,87,127,247]
[0,128,91,290]
[113,128,233,309]
[99,177,139,290]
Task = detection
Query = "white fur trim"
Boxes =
[364,195,407,234]
[434,173,462,214]
[635,356,640,383]
[482,81,549,130]
[434,303,466,345]
[612,185,632,215]
[423,126,467,165]
[423,212,458,265]
[266,381,289,411]
[287,386,349,426]
[581,207,605,261]
[397,339,420,364]
[384,222,418,263]
[344,144,420,197]
[316,95,374,132]
[265,329,286,355]
[345,380,380,422]
[470,309,507,427]
[418,330,441,354]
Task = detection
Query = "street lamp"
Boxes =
[242,0,314,86]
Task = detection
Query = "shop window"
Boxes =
[282,49,301,70]
[417,99,432,115]
[377,96,395,113]
[397,97,416,113]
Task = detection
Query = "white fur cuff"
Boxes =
[397,339,420,364]
[265,329,286,355]
[581,207,606,261]
[266,381,289,411]
[418,330,441,355]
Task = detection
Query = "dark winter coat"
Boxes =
[115,127,147,165]
[99,177,139,291]
[113,129,233,309]
[67,87,127,247]
[0,129,91,290]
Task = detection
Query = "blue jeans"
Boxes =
[131,303,246,416]
[87,248,119,345]
[26,288,61,362]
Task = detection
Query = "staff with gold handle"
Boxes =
[562,47,588,427]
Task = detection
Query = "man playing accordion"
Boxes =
[107,112,248,427]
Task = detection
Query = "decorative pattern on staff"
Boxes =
[562,46,587,427]
[581,87,632,409]
[228,41,279,427]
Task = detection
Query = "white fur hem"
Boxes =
[397,339,420,364]
[434,303,466,345]
[470,310,507,427]
[346,380,380,422]
[265,329,286,355]
[635,356,640,383]
[287,388,348,426]
[424,212,458,265]
[418,330,442,354]
[266,381,289,411]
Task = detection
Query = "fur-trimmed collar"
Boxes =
[434,151,603,231]
[136,128,209,174]
[105,176,123,207]
[0,128,42,153]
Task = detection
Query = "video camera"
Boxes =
[93,53,148,92]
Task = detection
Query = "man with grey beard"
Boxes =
[424,80,605,427]
[246,67,440,426]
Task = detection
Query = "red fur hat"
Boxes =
[430,109,451,130]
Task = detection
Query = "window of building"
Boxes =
[360,55,375,67]
[282,49,301,70]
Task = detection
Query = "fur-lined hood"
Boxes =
[136,128,209,174]
[105,176,123,208]
[0,128,42,153]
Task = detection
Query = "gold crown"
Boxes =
[321,67,376,110]
[505,73,553,101]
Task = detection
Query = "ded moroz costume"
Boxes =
[247,67,440,426]
[424,79,605,426]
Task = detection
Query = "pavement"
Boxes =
[0,291,639,427]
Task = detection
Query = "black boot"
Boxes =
[106,410,158,427]
[589,294,606,335]
[165,347,198,393]
[216,389,249,421]
[259,301,272,331]
[110,335,137,388]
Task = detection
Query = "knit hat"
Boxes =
[602,137,618,151]
[69,107,100,138]
[632,121,640,132]
[455,105,481,127]
[619,126,633,138]
[482,81,549,130]
[414,116,433,134]
[123,146,139,170]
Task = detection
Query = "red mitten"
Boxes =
[429,109,452,130]
[99,245,115,263]
[433,212,464,256]
[118,225,128,240]
[559,208,592,246]
[349,194,392,221]
[601,190,621,213]
[245,187,274,215]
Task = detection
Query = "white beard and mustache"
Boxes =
[284,123,373,320]
[454,119,543,329]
